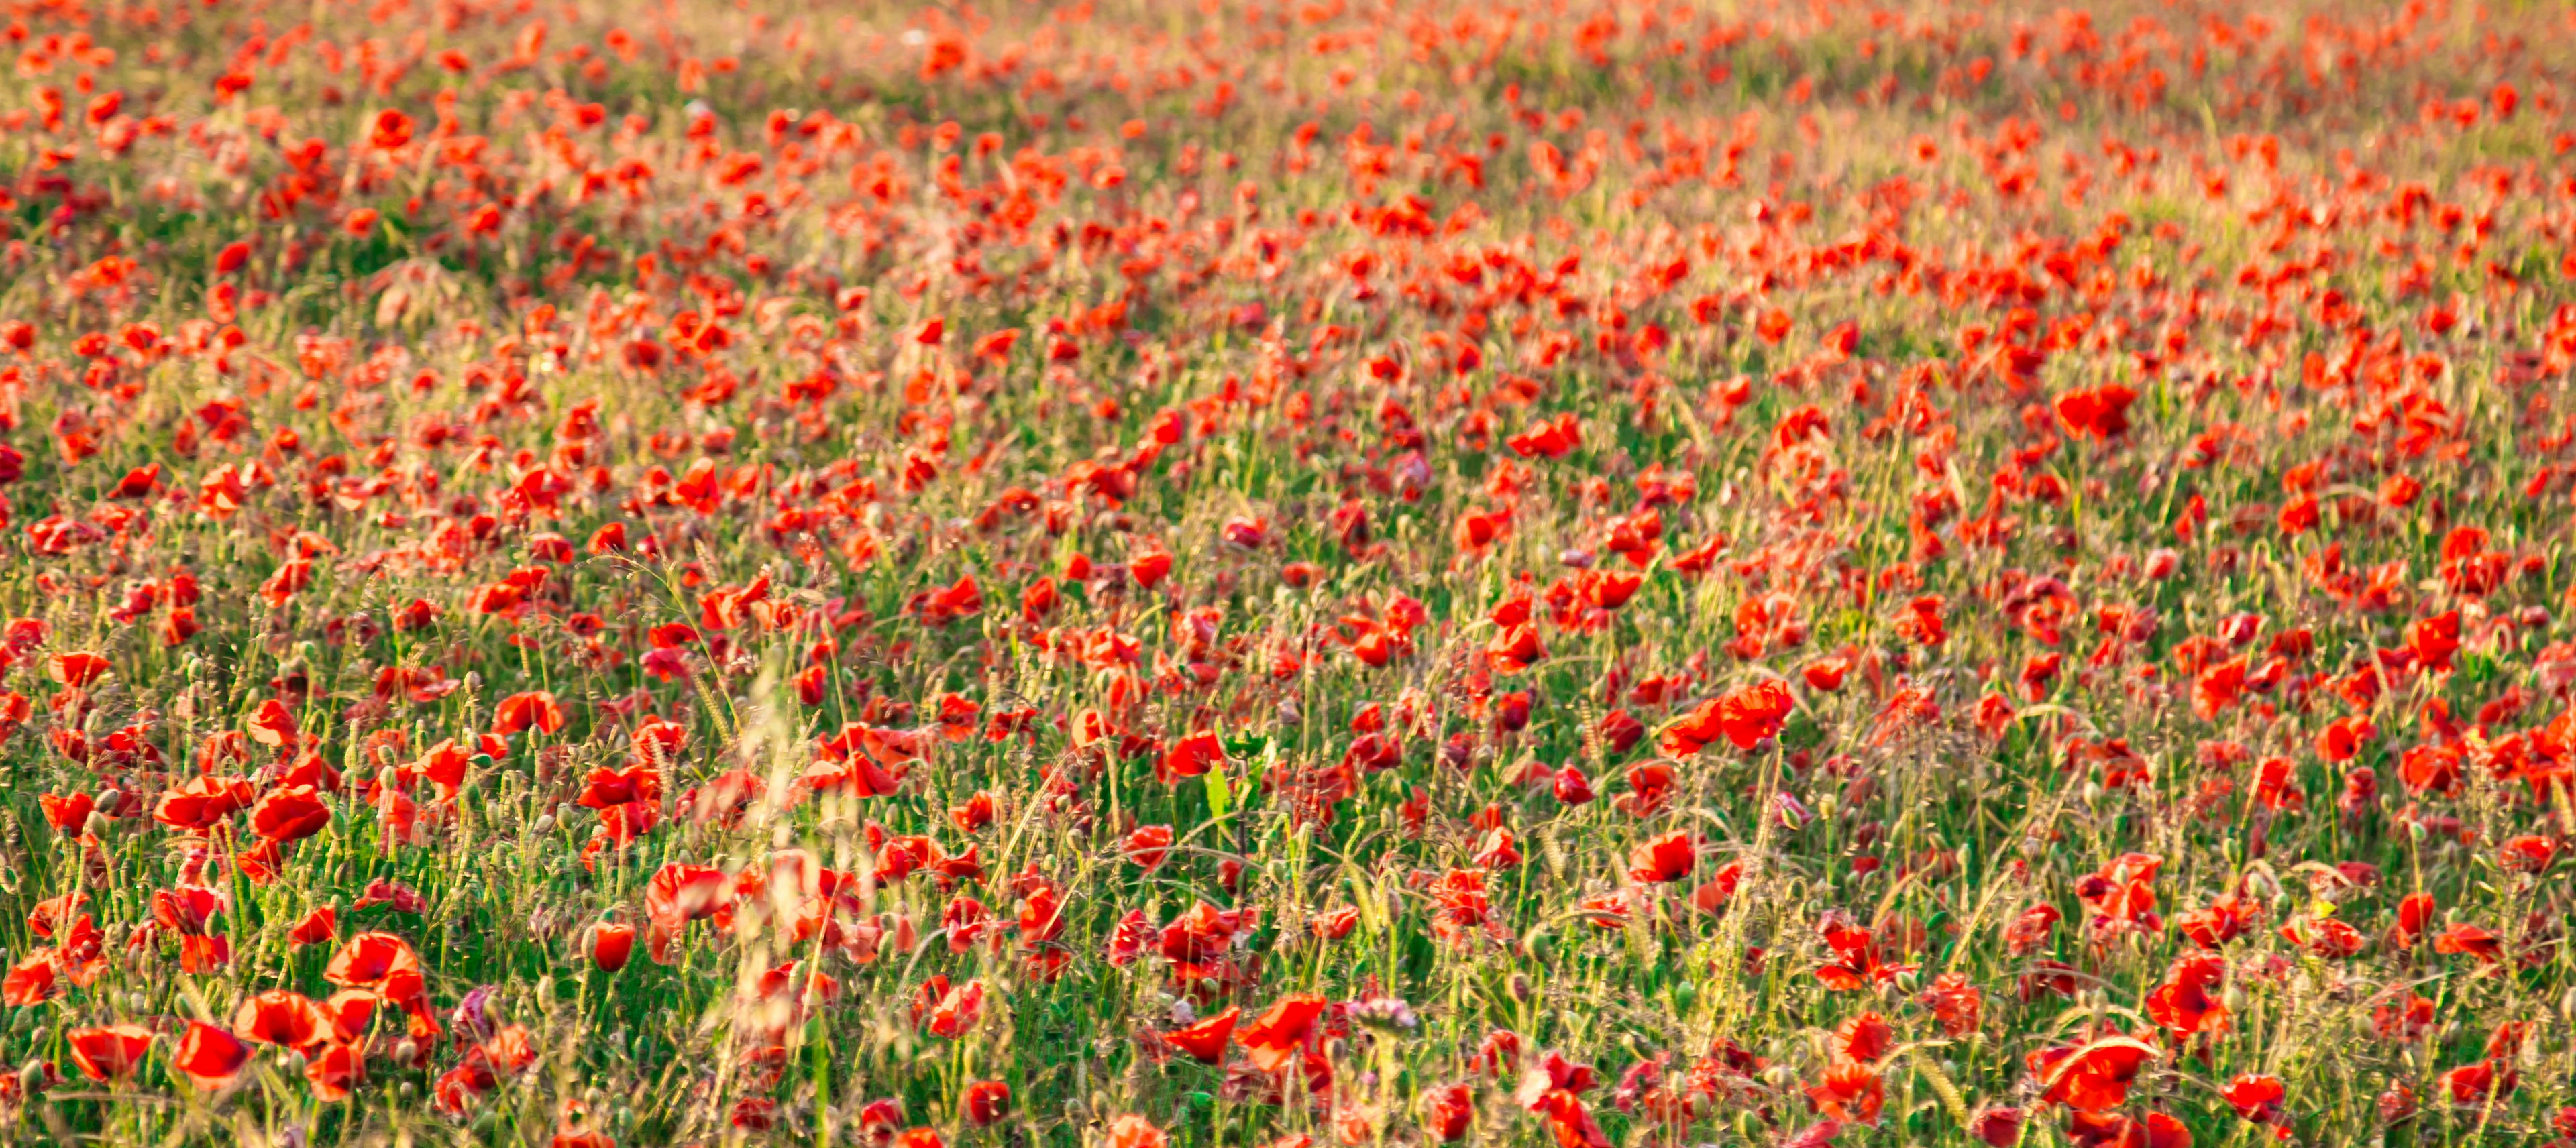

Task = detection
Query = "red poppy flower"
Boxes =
[369,108,414,149]
[1814,915,1914,990]
[1108,1115,1167,1148]
[643,862,731,929]
[2391,1007,2452,1066]
[590,922,637,972]
[235,988,330,1047]
[2028,1035,2156,1112]
[1157,731,1224,783]
[1969,1108,2023,1147]
[2278,916,2365,958]
[66,1025,154,1081]
[2004,904,2061,956]
[1236,993,1326,1072]
[1528,1088,1613,1148]
[154,775,257,831]
[2143,954,2229,1038]
[1920,974,1983,1036]
[2054,384,2139,439]
[1167,1005,1238,1062]
[306,1040,366,1100]
[290,906,339,946]
[246,697,301,748]
[1613,762,1676,818]
[38,791,94,835]
[1594,709,1644,753]
[152,885,225,935]
[2433,922,2503,964]
[2440,1059,2516,1107]
[2065,1110,2190,1148]
[492,691,566,736]
[2497,835,2556,873]
[1486,622,1546,674]
[49,652,111,687]
[172,1022,250,1090]
[1625,832,1696,884]
[1580,569,1642,610]
[1830,1012,1892,1064]
[2223,1073,2286,1122]
[1129,551,1173,589]
[1805,1060,1884,1125]
[1427,1082,1474,1141]
[962,1080,1010,1126]
[1123,824,1175,870]
[250,784,332,842]
[2394,893,2437,942]
[180,933,232,972]
[3,953,56,1005]
[355,877,426,913]
[1716,680,1795,750]
[325,932,426,1005]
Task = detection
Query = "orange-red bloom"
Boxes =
[66,1025,154,1082]
[492,691,566,736]
[172,1022,250,1090]
[1236,993,1326,1072]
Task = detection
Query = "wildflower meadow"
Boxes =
[1,0,2574,1145]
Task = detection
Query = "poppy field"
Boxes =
[5,0,2576,1143]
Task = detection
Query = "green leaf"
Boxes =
[1205,758,1231,821]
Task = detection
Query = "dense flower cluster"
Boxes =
[0,0,2571,1143]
